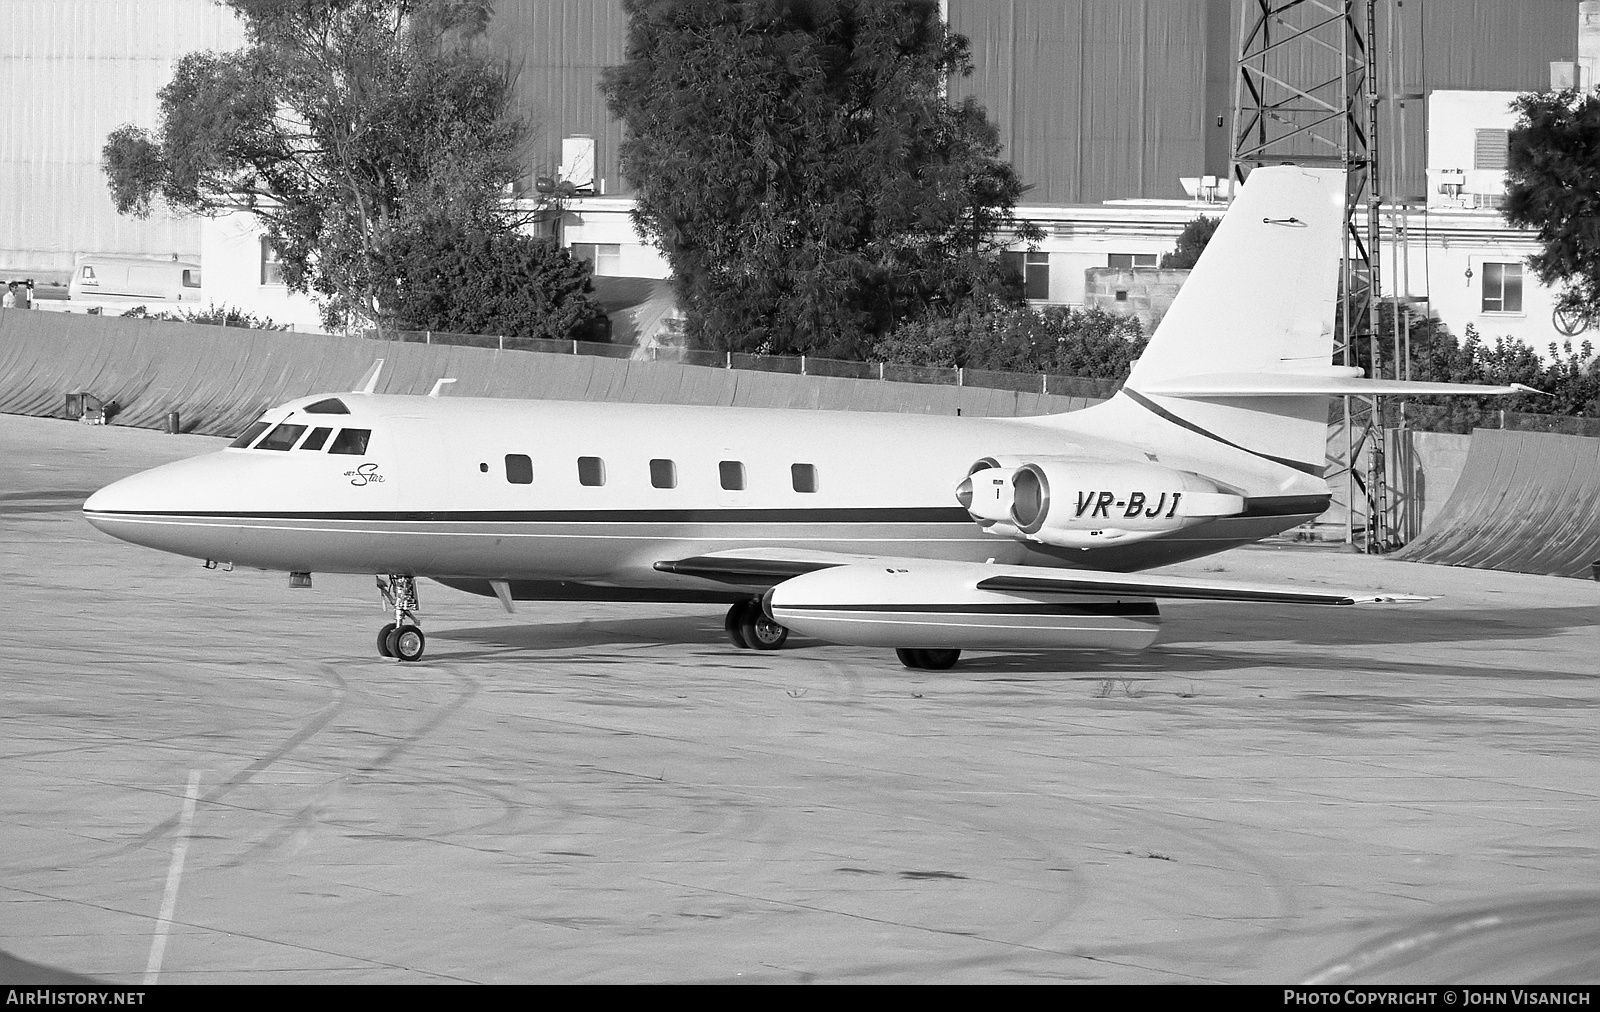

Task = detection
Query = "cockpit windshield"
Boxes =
[228,420,271,448]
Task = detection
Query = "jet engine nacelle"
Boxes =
[957,458,1245,550]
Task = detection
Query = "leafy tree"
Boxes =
[1159,215,1219,269]
[872,305,1146,382]
[601,0,1036,359]
[1503,89,1600,319]
[100,0,587,334]
[374,213,603,338]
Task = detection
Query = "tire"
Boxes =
[741,604,788,650]
[377,622,397,658]
[392,624,426,662]
[920,649,961,670]
[896,648,924,669]
[725,602,751,649]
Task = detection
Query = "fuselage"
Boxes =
[82,392,1331,598]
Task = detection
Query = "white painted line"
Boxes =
[144,770,201,985]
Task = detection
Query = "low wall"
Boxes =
[0,308,1095,438]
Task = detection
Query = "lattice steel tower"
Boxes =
[1230,0,1401,551]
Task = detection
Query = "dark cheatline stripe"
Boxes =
[1122,388,1326,477]
[780,602,1161,617]
[81,506,975,524]
[977,574,1354,605]
[654,557,842,585]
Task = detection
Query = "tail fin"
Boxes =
[1113,165,1348,475]
[1128,166,1346,389]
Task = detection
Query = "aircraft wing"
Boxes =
[653,547,1425,606]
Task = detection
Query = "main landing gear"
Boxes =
[895,648,961,670]
[725,598,789,651]
[376,574,426,662]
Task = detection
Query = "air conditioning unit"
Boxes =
[1434,168,1466,199]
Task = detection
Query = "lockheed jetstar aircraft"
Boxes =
[83,167,1523,667]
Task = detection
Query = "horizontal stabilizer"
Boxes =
[1138,372,1530,398]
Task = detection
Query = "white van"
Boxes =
[67,255,202,303]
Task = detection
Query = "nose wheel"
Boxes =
[377,575,426,662]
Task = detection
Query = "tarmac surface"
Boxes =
[2,412,1598,984]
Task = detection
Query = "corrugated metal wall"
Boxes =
[490,0,630,196]
[949,0,1578,206]
[0,1,1582,270]
[0,1,244,271]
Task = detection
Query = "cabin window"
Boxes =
[257,423,307,451]
[182,269,201,288]
[1481,263,1523,313]
[328,428,371,455]
[578,456,606,486]
[299,426,332,451]
[260,237,285,286]
[302,398,350,414]
[81,265,96,280]
[505,454,533,484]
[791,463,818,493]
[719,460,746,491]
[650,458,677,489]
[228,420,271,448]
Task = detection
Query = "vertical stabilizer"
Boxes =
[1063,166,1348,481]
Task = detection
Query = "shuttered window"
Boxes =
[1474,129,1509,170]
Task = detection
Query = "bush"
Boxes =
[121,303,286,330]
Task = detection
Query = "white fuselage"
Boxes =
[82,393,1329,599]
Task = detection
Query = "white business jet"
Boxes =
[83,167,1522,666]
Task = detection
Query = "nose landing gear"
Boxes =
[377,575,426,662]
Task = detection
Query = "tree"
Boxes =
[1503,89,1600,319]
[101,0,597,335]
[601,0,1036,359]
[374,213,603,339]
[1160,215,1219,269]
[872,305,1146,382]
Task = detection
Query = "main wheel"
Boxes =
[741,604,788,650]
[725,602,751,649]
[377,622,397,658]
[896,648,925,669]
[920,648,961,670]
[390,624,426,662]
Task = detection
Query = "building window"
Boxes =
[1001,251,1051,301]
[1474,129,1509,171]
[260,238,285,285]
[791,463,818,493]
[719,460,746,490]
[571,243,622,275]
[1107,253,1157,268]
[650,458,677,489]
[182,269,201,289]
[578,456,606,486]
[505,454,533,484]
[1481,262,1522,313]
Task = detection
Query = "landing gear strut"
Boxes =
[724,598,788,651]
[377,575,426,662]
[896,648,961,670]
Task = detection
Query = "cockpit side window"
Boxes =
[328,428,372,455]
[303,398,350,414]
[300,426,332,451]
[228,421,271,448]
[257,423,308,450]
